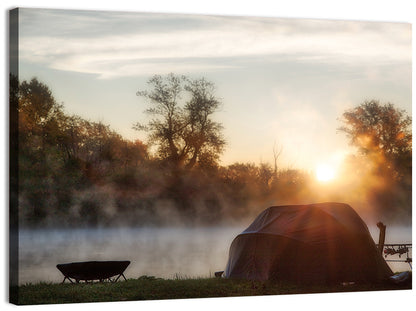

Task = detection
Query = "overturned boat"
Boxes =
[56,260,130,283]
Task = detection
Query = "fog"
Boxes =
[18,225,411,285]
[18,226,242,284]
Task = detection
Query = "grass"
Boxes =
[13,276,411,305]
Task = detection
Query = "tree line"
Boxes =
[12,74,412,227]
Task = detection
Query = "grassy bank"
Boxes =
[13,276,411,305]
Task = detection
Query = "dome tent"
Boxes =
[224,202,392,284]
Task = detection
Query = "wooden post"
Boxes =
[377,222,386,255]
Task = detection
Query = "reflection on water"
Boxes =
[18,225,411,285]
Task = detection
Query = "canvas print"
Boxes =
[9,7,412,305]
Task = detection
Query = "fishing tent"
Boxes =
[224,202,392,284]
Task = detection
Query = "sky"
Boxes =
[17,7,412,172]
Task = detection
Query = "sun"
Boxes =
[315,164,336,182]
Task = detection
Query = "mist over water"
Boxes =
[18,224,411,285]
[18,226,243,284]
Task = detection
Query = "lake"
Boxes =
[18,225,411,285]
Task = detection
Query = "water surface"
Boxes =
[18,225,411,284]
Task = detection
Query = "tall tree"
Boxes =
[18,78,65,148]
[135,73,225,169]
[17,78,65,222]
[338,100,411,180]
[338,100,412,221]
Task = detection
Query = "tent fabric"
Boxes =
[224,202,393,284]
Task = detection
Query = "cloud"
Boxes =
[18,9,411,79]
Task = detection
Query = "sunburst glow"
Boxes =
[316,164,336,182]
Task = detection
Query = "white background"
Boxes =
[1,0,415,310]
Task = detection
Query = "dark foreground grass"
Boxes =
[14,276,411,305]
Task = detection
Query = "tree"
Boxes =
[16,77,152,226]
[134,73,225,170]
[18,78,65,151]
[17,78,66,223]
[338,100,412,221]
[338,100,411,180]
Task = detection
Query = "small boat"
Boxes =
[56,260,130,283]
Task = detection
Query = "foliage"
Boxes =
[16,78,149,226]
[338,100,412,219]
[14,78,412,227]
[338,100,411,180]
[135,73,226,169]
